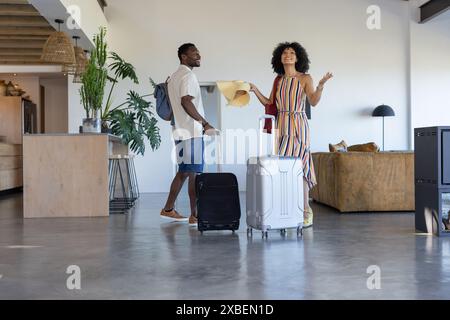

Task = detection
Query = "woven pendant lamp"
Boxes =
[41,19,76,65]
[72,48,89,84]
[61,60,75,75]
[62,36,86,76]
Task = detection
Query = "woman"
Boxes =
[250,42,333,228]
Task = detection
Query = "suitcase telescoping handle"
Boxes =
[216,130,222,173]
[207,129,222,173]
[258,115,276,157]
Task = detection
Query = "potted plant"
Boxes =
[80,27,161,155]
[80,28,107,133]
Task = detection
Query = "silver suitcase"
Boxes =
[246,115,304,238]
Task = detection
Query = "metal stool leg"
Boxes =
[109,155,139,214]
[118,159,133,209]
[124,159,135,203]
[110,158,128,214]
[108,159,116,202]
[130,157,139,200]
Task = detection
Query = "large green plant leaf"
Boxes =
[109,52,138,84]
[81,27,161,156]
[109,95,161,156]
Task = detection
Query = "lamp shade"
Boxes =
[66,46,88,77]
[72,48,88,84]
[63,36,88,80]
[41,31,76,65]
[41,20,76,65]
[372,105,395,117]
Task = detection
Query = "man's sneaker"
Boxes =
[160,209,188,222]
[188,215,198,226]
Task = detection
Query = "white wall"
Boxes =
[100,0,411,192]
[410,1,450,141]
[68,76,84,133]
[66,0,449,193]
[40,78,68,133]
[59,0,108,43]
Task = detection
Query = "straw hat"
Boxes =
[216,80,251,107]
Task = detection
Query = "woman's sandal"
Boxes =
[304,207,314,228]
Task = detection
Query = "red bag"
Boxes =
[264,76,281,134]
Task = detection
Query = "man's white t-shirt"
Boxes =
[168,65,205,141]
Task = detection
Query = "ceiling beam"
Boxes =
[0,60,55,65]
[0,35,49,40]
[0,4,40,16]
[0,48,43,55]
[0,55,43,61]
[0,26,54,36]
[0,0,29,4]
[420,0,450,23]
[0,1,57,66]
[0,16,50,27]
[0,39,45,48]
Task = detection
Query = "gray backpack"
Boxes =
[154,78,175,125]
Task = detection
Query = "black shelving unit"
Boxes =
[415,126,450,236]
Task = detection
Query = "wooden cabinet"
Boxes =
[0,143,22,191]
[0,97,24,145]
[0,97,37,144]
[0,97,36,191]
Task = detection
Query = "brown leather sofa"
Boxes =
[311,151,414,212]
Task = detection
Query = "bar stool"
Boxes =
[108,154,139,214]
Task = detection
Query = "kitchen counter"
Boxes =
[23,134,128,218]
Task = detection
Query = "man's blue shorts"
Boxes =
[175,137,204,173]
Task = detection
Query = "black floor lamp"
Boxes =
[372,104,395,151]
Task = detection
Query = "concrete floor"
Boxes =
[0,191,450,300]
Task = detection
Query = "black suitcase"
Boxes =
[196,172,241,233]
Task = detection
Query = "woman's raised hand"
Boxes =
[249,83,258,93]
[318,72,333,87]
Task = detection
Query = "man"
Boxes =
[160,43,215,226]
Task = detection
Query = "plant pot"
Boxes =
[82,118,101,133]
[101,121,112,134]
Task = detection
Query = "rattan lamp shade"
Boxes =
[41,21,76,65]
[62,61,75,74]
[63,46,87,76]
[72,47,88,83]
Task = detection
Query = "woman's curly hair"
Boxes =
[271,42,310,75]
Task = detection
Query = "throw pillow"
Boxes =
[329,140,348,152]
[347,142,379,152]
